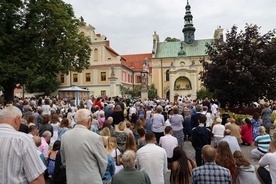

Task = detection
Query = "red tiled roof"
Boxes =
[122,53,152,62]
[122,53,152,72]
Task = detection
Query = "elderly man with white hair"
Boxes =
[60,108,107,184]
[0,106,46,184]
[111,150,151,184]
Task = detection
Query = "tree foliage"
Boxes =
[200,24,276,107]
[196,88,213,100]
[0,0,91,102]
[26,75,60,96]
[121,83,158,99]
[165,37,180,42]
[148,83,158,99]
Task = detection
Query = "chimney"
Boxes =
[106,40,110,47]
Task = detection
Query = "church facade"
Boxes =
[57,1,222,100]
[151,1,223,102]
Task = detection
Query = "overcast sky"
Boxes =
[63,0,276,55]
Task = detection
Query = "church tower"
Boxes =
[182,0,196,44]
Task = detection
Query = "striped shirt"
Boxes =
[255,134,271,153]
[0,124,46,184]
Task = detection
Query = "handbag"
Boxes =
[115,148,121,166]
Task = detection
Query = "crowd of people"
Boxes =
[0,95,276,184]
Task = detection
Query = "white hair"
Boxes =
[121,150,136,168]
[0,106,22,120]
[156,105,163,113]
[74,109,91,124]
[42,130,52,137]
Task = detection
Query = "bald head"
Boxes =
[0,106,22,130]
[224,129,231,136]
[74,109,92,128]
[202,145,216,162]
[33,136,42,147]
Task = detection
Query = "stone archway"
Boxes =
[174,76,192,90]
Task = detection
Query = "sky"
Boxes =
[63,0,276,55]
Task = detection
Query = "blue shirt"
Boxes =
[102,154,115,183]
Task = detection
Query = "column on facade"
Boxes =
[190,73,197,100]
[158,67,162,98]
[169,71,174,102]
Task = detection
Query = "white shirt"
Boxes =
[151,113,165,133]
[137,143,167,184]
[50,123,60,146]
[129,107,137,117]
[220,135,241,154]
[0,124,46,183]
[205,112,212,127]
[87,99,92,111]
[212,124,225,137]
[258,152,276,184]
[169,114,184,131]
[146,110,152,119]
[111,149,124,174]
[159,134,178,158]
[211,104,218,115]
[41,104,51,115]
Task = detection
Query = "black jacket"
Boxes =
[191,125,211,150]
[191,113,202,128]
[112,111,124,125]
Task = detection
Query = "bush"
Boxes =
[197,88,213,100]
[235,114,252,125]
[228,106,262,115]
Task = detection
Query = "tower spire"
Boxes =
[182,0,196,44]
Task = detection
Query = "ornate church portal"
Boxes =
[168,58,197,102]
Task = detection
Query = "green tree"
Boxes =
[196,88,213,100]
[119,85,128,97]
[0,0,91,102]
[133,85,142,97]
[148,83,158,99]
[165,37,180,42]
[200,24,276,107]
[26,75,60,96]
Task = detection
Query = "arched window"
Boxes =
[94,48,98,62]
[165,70,169,81]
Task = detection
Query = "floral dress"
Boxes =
[261,107,272,129]
[251,118,262,139]
[114,131,128,154]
